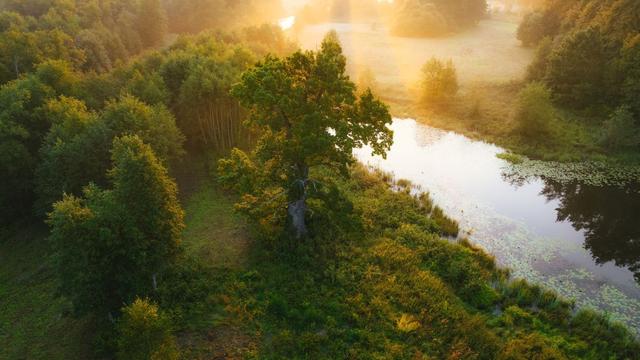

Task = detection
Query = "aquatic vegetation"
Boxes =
[496,152,524,165]
[500,155,640,188]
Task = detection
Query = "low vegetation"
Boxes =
[514,82,555,139]
[420,57,459,109]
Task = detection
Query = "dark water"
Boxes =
[355,119,640,331]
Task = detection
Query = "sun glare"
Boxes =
[278,15,296,30]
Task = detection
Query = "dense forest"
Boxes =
[517,0,640,147]
[1,0,640,359]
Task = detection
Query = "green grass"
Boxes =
[182,180,251,270]
[0,226,93,360]
[388,81,640,165]
[204,164,640,359]
[0,161,253,359]
[2,160,638,359]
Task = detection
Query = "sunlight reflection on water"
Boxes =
[355,118,640,332]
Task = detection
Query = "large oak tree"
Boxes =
[220,32,393,240]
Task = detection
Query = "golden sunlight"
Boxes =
[278,15,296,30]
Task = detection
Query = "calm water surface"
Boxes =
[355,119,640,331]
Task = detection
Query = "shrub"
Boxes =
[498,333,567,360]
[431,205,459,237]
[601,106,640,150]
[517,11,557,47]
[116,298,179,360]
[420,57,459,108]
[356,67,379,95]
[569,309,640,358]
[514,82,556,138]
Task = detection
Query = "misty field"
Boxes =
[296,18,534,97]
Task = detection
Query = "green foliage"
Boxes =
[137,0,167,48]
[0,60,80,223]
[526,36,553,81]
[544,28,609,109]
[0,25,84,83]
[420,57,459,108]
[8,157,640,358]
[498,333,567,360]
[0,227,93,359]
[100,95,184,162]
[519,0,640,124]
[34,96,101,214]
[34,94,184,216]
[514,82,556,138]
[220,32,393,240]
[48,135,184,316]
[164,0,283,35]
[601,106,640,150]
[2,18,290,227]
[0,0,169,83]
[517,10,559,47]
[620,36,640,117]
[116,298,179,360]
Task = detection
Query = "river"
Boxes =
[355,119,640,332]
[290,16,640,332]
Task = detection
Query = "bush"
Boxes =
[517,11,557,47]
[569,309,640,359]
[420,57,458,108]
[498,333,567,360]
[356,67,379,96]
[116,298,179,360]
[514,82,555,138]
[601,106,640,150]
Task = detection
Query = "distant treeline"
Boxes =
[163,0,283,34]
[390,0,487,37]
[518,0,640,123]
[0,0,168,83]
[293,0,487,37]
[0,0,285,85]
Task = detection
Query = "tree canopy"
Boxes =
[48,135,184,315]
[220,32,393,240]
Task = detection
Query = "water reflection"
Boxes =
[355,118,640,331]
[540,181,640,283]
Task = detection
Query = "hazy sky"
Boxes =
[281,0,309,13]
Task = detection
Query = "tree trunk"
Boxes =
[288,165,309,240]
[13,55,19,78]
[288,197,308,240]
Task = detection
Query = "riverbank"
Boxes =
[4,158,639,358]
[356,119,640,333]
[295,18,640,168]
[383,81,640,167]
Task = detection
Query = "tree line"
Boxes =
[0,0,168,83]
[0,18,298,359]
[390,0,488,37]
[517,0,640,149]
